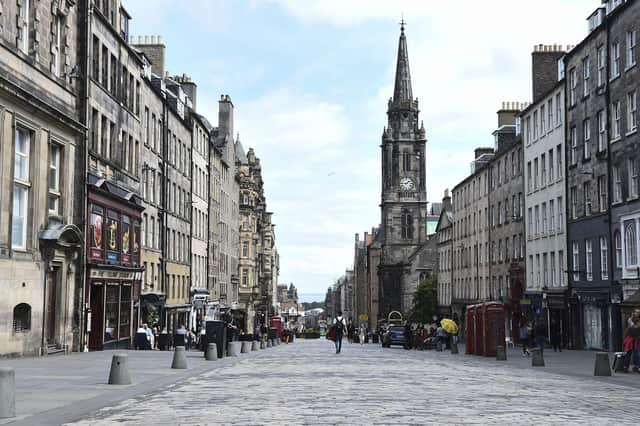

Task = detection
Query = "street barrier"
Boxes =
[251,340,259,351]
[531,349,545,367]
[171,346,188,369]
[0,367,15,418]
[594,352,612,376]
[241,341,251,354]
[227,342,241,357]
[108,353,132,385]
[496,345,507,361]
[205,343,218,361]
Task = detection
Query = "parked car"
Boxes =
[382,325,409,349]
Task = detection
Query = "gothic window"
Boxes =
[624,221,638,267]
[401,211,413,240]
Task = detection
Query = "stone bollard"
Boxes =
[260,341,266,349]
[0,367,16,419]
[241,341,252,354]
[205,343,218,361]
[227,341,241,357]
[267,340,272,348]
[171,346,188,369]
[108,353,132,385]
[450,342,459,354]
[496,345,507,361]
[436,341,443,352]
[252,340,260,351]
[276,338,281,346]
[531,349,545,367]
[594,352,612,376]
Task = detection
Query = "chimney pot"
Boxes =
[144,35,149,44]
[138,35,142,44]
[158,35,163,44]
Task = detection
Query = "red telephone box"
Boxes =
[482,302,505,357]
[270,316,283,338]
[465,305,476,354]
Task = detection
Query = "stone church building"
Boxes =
[378,24,437,320]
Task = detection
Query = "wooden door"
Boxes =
[45,270,58,344]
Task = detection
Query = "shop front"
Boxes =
[544,290,569,349]
[85,182,143,350]
[571,291,610,350]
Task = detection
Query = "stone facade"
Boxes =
[436,191,453,316]
[0,0,83,357]
[488,106,525,339]
[522,75,569,345]
[565,3,617,351]
[451,149,493,328]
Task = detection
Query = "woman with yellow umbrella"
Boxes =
[440,318,459,347]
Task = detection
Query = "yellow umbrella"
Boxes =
[440,318,458,334]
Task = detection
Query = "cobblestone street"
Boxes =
[62,339,640,425]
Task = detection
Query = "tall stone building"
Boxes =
[80,1,145,351]
[565,0,640,350]
[0,0,83,356]
[378,25,430,318]
[237,145,262,333]
[521,46,569,346]
[607,0,640,341]
[353,232,369,325]
[487,104,525,340]
[436,190,453,317]
[366,228,382,331]
[211,96,240,311]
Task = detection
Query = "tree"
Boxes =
[409,274,438,324]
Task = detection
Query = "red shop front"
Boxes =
[86,181,143,350]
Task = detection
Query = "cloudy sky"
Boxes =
[124,0,596,299]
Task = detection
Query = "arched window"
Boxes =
[13,303,31,332]
[625,222,638,267]
[615,231,622,268]
[402,151,411,172]
[401,211,413,239]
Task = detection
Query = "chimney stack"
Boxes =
[131,35,166,77]
[532,44,566,103]
[218,94,234,139]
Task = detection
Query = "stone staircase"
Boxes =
[47,344,66,355]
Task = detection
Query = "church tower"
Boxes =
[379,23,428,316]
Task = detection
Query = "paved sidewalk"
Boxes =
[0,343,287,425]
[452,343,640,387]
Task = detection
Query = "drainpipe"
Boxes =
[78,0,92,353]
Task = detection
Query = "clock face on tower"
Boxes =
[399,177,415,191]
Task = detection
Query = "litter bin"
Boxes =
[372,334,379,344]
[205,320,227,359]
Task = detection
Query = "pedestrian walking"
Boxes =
[334,311,347,354]
[519,320,530,357]
[550,319,561,352]
[359,327,365,345]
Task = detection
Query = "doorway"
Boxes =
[583,304,603,349]
[89,284,104,350]
[44,269,59,345]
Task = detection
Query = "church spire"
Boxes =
[393,19,413,103]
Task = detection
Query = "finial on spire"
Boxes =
[399,14,406,33]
